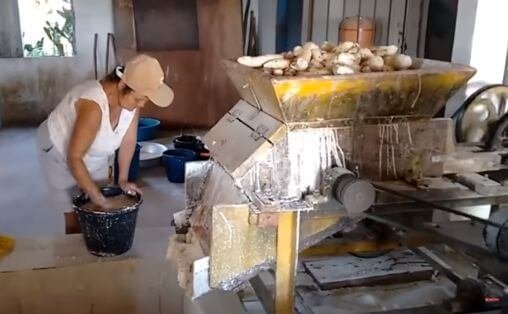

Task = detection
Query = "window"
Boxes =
[18,0,76,57]
[0,0,75,58]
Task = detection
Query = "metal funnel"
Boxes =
[223,59,476,124]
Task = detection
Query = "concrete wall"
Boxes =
[258,0,277,54]
[468,0,508,85]
[0,0,114,127]
[450,0,477,66]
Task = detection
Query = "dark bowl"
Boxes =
[173,135,200,150]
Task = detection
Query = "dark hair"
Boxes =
[103,66,133,94]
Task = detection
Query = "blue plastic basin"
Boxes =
[137,118,161,141]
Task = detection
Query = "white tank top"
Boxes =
[47,80,136,173]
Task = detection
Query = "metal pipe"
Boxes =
[386,0,393,45]
[357,0,362,44]
[401,0,409,53]
[93,33,98,80]
[372,183,504,228]
[308,0,315,42]
[325,0,331,40]
[105,33,110,75]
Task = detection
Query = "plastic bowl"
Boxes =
[137,118,161,141]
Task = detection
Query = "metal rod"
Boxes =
[357,0,362,43]
[412,246,463,283]
[308,0,315,42]
[416,0,426,57]
[109,33,118,65]
[372,183,504,228]
[373,0,378,45]
[373,0,378,21]
[105,33,110,75]
[386,0,393,45]
[504,42,508,85]
[401,0,409,53]
[325,0,331,40]
[93,33,98,80]
[242,0,252,50]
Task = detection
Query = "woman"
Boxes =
[37,54,174,233]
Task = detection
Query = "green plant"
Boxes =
[24,37,45,57]
[43,1,75,56]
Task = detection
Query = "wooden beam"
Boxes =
[275,211,299,314]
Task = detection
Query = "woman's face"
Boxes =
[118,82,149,111]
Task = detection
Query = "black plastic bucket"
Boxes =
[73,187,142,257]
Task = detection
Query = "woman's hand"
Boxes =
[119,180,142,196]
[90,193,113,210]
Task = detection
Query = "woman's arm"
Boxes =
[67,99,111,208]
[117,109,142,195]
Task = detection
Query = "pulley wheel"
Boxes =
[334,174,375,215]
[454,84,508,143]
[483,209,508,261]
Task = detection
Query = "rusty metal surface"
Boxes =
[222,59,475,123]
[208,205,352,290]
[303,250,434,290]
[209,204,276,290]
[185,161,213,211]
[296,279,454,313]
[179,56,476,298]
[188,163,249,235]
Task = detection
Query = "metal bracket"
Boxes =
[251,124,269,141]
[192,256,211,299]
[227,108,242,123]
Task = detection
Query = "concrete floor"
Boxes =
[0,127,185,236]
[0,127,251,314]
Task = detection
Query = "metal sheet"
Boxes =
[239,127,349,200]
[222,61,286,121]
[303,250,434,289]
[296,279,454,313]
[222,59,476,123]
[189,163,249,232]
[208,205,351,290]
[203,100,285,178]
[185,161,213,211]
[210,204,276,290]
